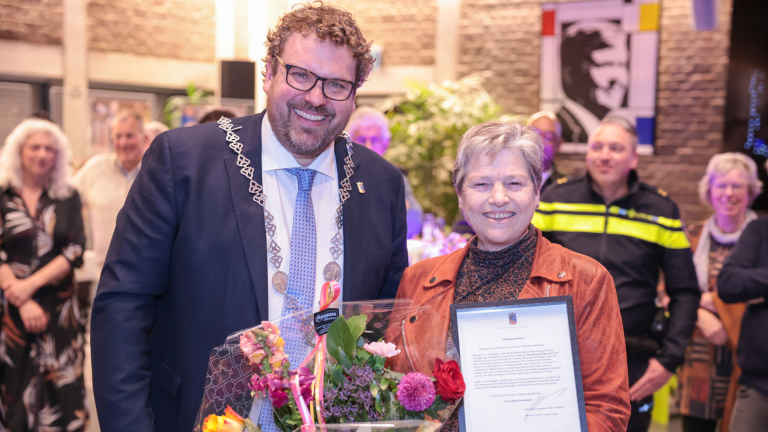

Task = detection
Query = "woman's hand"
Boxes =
[18,300,48,334]
[700,292,718,313]
[697,308,727,346]
[3,278,38,307]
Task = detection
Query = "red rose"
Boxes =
[433,358,465,402]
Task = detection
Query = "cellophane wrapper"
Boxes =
[193,299,461,432]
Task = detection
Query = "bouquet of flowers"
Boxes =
[195,294,465,432]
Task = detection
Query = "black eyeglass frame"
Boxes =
[274,55,357,101]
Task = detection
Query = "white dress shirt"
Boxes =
[261,116,344,321]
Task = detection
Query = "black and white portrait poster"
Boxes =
[540,0,660,155]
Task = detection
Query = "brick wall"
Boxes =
[333,0,437,66]
[87,0,215,63]
[457,0,733,223]
[0,0,63,45]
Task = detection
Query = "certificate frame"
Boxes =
[450,295,588,432]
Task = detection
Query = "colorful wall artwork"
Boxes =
[540,0,660,155]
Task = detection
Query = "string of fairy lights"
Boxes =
[744,69,765,156]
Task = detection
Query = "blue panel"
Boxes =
[636,117,655,145]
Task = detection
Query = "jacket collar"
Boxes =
[584,169,641,202]
[420,228,573,291]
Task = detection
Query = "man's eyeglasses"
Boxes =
[274,55,356,101]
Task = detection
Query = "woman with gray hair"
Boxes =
[386,121,630,431]
[676,152,762,432]
[0,119,87,431]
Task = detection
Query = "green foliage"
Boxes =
[162,83,213,128]
[327,315,368,367]
[381,74,521,222]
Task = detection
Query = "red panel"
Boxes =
[542,10,555,36]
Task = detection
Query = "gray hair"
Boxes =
[110,109,145,136]
[0,119,74,200]
[590,115,638,149]
[453,121,544,193]
[699,152,763,206]
[346,106,391,140]
[526,111,563,137]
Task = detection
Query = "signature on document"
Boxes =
[524,387,567,420]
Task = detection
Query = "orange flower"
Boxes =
[202,406,245,432]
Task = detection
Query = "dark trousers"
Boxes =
[729,385,768,432]
[627,354,653,432]
[681,415,718,432]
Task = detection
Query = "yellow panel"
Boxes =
[607,217,690,249]
[533,213,606,233]
[538,202,607,214]
[639,3,660,32]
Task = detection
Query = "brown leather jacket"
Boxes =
[386,229,630,431]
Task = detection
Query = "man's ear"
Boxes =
[263,60,274,93]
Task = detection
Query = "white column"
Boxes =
[435,0,461,83]
[251,0,290,112]
[62,0,89,160]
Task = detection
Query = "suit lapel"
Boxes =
[336,140,371,301]
[224,112,269,320]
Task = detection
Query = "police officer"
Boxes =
[533,116,700,432]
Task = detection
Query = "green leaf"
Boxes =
[370,381,379,398]
[357,336,365,348]
[347,315,368,344]
[375,392,383,413]
[338,347,353,370]
[356,348,370,364]
[326,316,354,362]
[243,418,261,432]
[380,375,390,390]
[329,364,345,386]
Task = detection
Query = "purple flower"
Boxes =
[397,372,436,411]
[264,371,291,409]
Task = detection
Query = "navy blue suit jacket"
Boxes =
[90,112,408,431]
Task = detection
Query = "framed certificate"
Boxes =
[450,296,588,432]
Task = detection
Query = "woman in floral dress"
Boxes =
[0,119,87,431]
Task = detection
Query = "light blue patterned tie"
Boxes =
[259,168,317,431]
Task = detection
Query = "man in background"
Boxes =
[75,109,150,274]
[527,110,566,191]
[534,116,699,432]
[347,106,422,238]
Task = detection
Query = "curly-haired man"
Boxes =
[91,2,409,431]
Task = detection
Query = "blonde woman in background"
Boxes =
[676,152,762,432]
[0,119,87,431]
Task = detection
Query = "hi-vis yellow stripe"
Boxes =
[533,206,690,249]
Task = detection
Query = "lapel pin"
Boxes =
[357,182,365,193]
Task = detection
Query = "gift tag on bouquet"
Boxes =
[314,308,340,336]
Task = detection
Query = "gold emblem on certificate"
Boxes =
[323,262,342,282]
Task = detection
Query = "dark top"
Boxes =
[718,218,768,397]
[535,171,700,371]
[0,188,85,279]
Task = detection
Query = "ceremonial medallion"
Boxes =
[272,271,288,294]
[323,262,342,282]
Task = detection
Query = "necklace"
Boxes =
[218,116,355,321]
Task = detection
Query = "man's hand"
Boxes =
[697,308,727,345]
[18,300,49,334]
[3,278,37,307]
[629,358,673,401]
